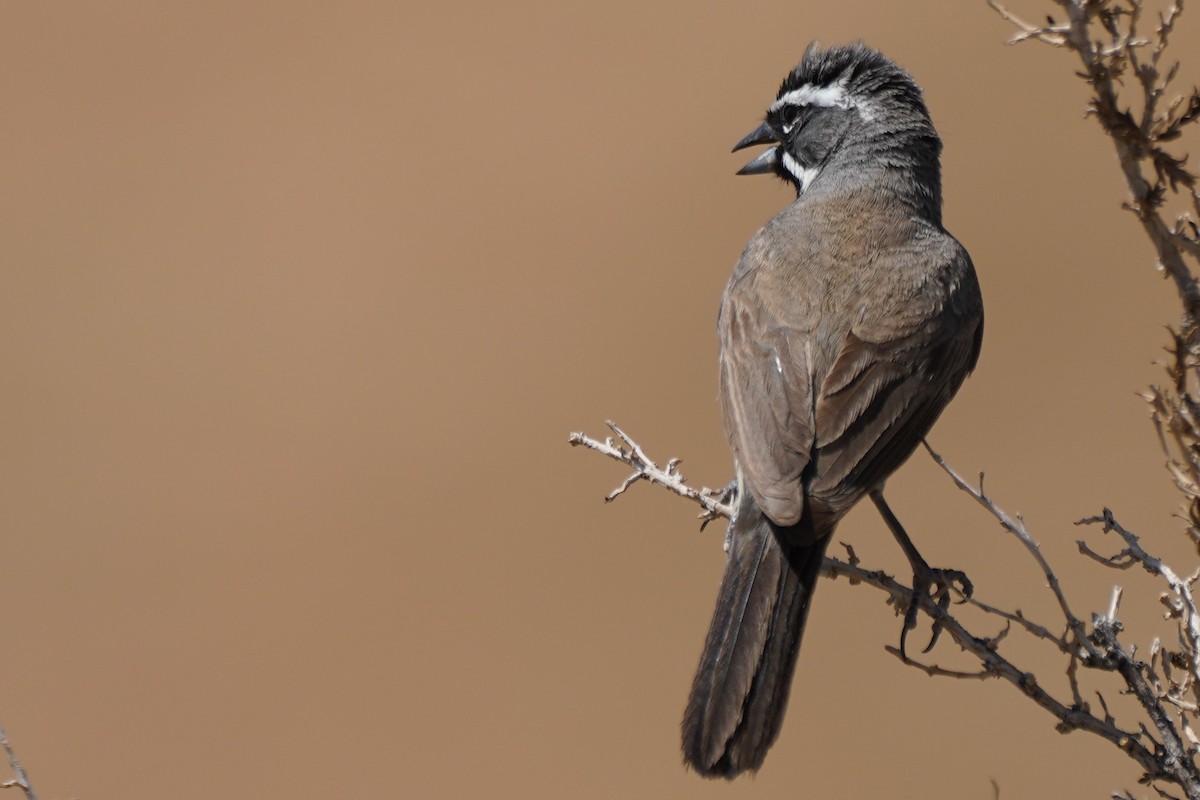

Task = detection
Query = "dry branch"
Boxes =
[0,727,35,800]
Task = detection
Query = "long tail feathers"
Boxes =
[681,502,830,778]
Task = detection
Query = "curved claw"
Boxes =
[898,598,921,660]
[898,566,972,659]
[920,590,953,654]
[949,571,973,602]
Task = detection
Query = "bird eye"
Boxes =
[777,104,803,131]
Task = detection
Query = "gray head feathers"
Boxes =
[733,43,944,216]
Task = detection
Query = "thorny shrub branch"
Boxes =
[990,0,1200,548]
[984,0,1200,792]
[573,0,1200,795]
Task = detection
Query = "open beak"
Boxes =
[732,121,778,176]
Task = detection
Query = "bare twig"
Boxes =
[0,727,35,800]
[1080,510,1200,693]
[986,0,1071,44]
[923,440,1100,660]
[882,645,1000,680]
[966,596,1072,653]
[568,421,732,522]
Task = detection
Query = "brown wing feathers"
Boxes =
[684,244,981,778]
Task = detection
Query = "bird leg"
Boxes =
[868,489,972,658]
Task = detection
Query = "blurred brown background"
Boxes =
[0,1,1195,797]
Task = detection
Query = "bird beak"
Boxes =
[732,121,776,152]
[732,121,779,176]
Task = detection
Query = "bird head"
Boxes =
[733,43,943,201]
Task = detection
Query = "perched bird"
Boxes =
[681,43,984,779]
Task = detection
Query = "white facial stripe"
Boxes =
[771,83,851,112]
[781,151,819,191]
[770,76,876,123]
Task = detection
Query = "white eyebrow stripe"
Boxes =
[770,78,876,122]
[771,83,851,111]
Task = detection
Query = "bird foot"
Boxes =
[899,564,972,659]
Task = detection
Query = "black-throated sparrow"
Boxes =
[681,43,984,779]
